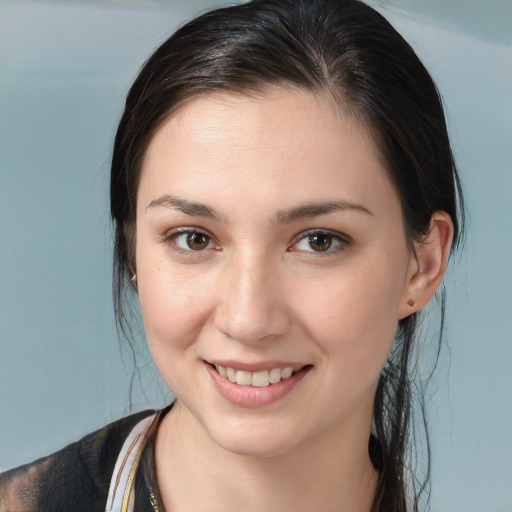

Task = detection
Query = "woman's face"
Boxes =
[136,88,416,457]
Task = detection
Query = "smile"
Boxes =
[206,362,312,408]
[214,365,302,388]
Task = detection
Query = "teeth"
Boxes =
[252,370,270,387]
[281,367,293,379]
[226,367,236,383]
[214,365,299,388]
[269,367,281,384]
[236,370,252,386]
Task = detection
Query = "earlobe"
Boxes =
[398,211,454,319]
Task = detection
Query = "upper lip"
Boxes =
[205,359,309,372]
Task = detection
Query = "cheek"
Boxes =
[137,276,212,397]
[301,257,407,373]
[135,233,213,364]
[138,271,210,350]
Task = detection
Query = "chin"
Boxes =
[214,432,296,459]
[206,415,303,459]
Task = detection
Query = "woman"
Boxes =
[0,0,463,511]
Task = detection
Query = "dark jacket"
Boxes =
[0,409,164,512]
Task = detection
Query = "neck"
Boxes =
[155,401,378,512]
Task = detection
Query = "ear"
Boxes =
[398,211,454,319]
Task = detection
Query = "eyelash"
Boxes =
[160,227,351,256]
[160,227,220,255]
[289,229,352,255]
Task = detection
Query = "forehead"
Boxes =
[148,87,378,156]
[138,88,396,217]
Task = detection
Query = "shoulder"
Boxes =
[0,409,157,512]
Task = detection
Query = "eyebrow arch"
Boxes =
[146,195,371,223]
[146,195,222,220]
[274,201,372,224]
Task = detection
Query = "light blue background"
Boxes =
[1,1,511,511]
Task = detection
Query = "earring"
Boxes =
[130,274,137,284]
[407,298,416,307]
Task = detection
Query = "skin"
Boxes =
[135,88,453,511]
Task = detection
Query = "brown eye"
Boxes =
[169,230,215,252]
[308,233,333,252]
[290,230,349,254]
[186,232,210,250]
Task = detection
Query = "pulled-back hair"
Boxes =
[110,1,464,509]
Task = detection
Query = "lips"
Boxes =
[205,360,312,408]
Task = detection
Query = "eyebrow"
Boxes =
[146,194,372,222]
[146,195,223,220]
[274,201,373,223]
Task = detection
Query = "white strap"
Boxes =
[105,413,157,512]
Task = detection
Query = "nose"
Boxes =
[213,250,291,344]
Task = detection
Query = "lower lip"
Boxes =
[206,364,311,408]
